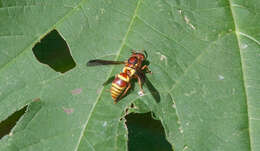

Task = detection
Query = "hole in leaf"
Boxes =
[32,29,76,73]
[130,103,135,108]
[0,106,27,139]
[126,112,172,151]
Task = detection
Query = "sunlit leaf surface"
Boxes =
[0,0,259,150]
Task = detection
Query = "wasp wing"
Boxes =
[86,59,125,66]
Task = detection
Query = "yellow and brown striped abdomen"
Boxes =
[110,72,129,102]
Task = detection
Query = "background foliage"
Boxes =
[0,0,260,151]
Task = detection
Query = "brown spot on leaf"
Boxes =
[71,88,82,95]
[62,107,74,115]
[33,98,41,102]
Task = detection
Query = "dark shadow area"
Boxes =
[32,29,76,73]
[102,76,115,86]
[144,74,161,103]
[126,112,172,151]
[137,65,160,103]
[0,106,27,139]
[142,58,161,103]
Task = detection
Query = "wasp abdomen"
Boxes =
[111,73,129,101]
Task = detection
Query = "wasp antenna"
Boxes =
[131,50,136,54]
[143,50,148,59]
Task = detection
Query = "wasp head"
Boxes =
[127,50,147,68]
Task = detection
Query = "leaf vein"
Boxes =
[74,0,143,150]
[228,0,252,150]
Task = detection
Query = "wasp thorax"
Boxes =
[128,57,138,65]
[132,52,145,61]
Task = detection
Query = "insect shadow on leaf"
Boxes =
[102,76,115,86]
[142,60,161,103]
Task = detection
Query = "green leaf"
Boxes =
[0,0,260,151]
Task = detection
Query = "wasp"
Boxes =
[87,51,151,104]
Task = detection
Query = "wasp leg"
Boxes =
[114,83,131,104]
[134,74,145,96]
[141,65,152,74]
